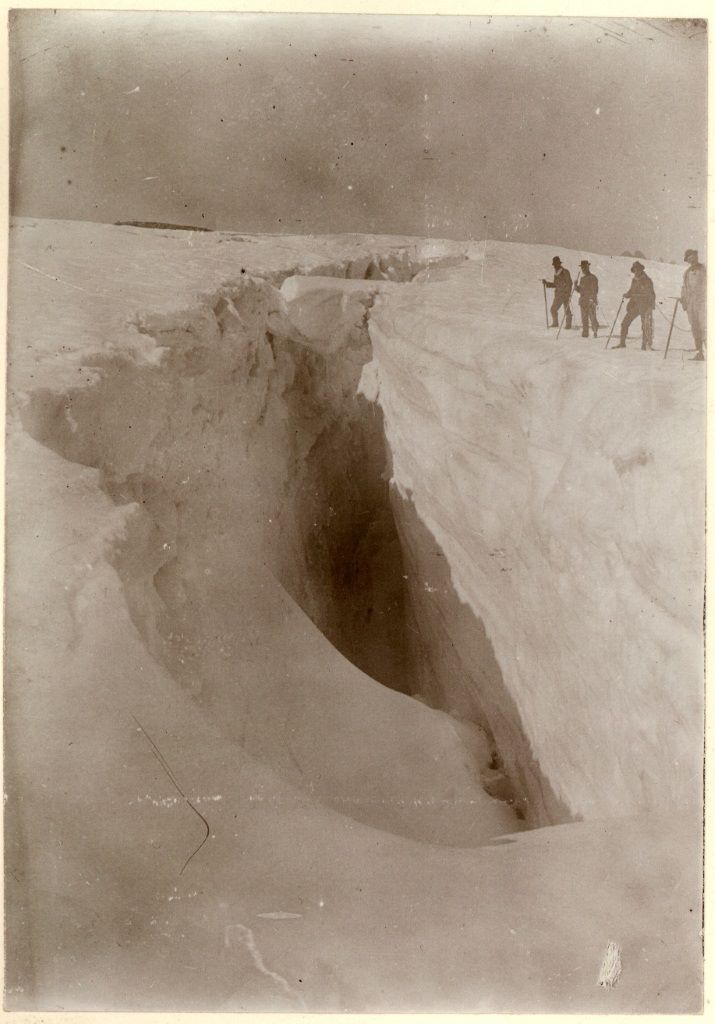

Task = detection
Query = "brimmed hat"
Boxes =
[630,261,644,272]
[579,260,590,269]
[684,249,698,261]
[551,256,562,266]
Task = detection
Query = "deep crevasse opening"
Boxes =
[16,255,527,843]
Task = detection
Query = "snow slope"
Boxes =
[4,219,703,1011]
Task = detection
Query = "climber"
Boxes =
[612,261,655,350]
[574,260,599,338]
[542,256,573,329]
[681,249,706,361]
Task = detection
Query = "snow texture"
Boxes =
[367,245,704,823]
[4,219,703,1012]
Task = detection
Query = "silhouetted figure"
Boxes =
[613,261,655,350]
[681,249,706,361]
[542,256,573,329]
[575,260,599,338]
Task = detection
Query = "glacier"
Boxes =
[4,218,704,1011]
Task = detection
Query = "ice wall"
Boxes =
[365,247,705,825]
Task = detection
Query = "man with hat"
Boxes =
[681,249,706,361]
[613,261,656,350]
[574,260,599,338]
[542,256,573,329]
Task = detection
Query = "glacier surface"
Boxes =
[4,218,704,1011]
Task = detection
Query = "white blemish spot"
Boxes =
[598,941,623,989]
[224,923,304,1005]
[65,405,79,434]
[256,911,302,920]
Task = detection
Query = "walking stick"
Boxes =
[542,280,549,329]
[663,298,680,361]
[604,297,625,350]
[556,272,580,340]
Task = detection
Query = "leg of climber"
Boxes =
[563,298,573,330]
[584,300,599,338]
[614,305,636,348]
[550,296,560,328]
[641,310,654,350]
[590,301,600,337]
[688,309,705,360]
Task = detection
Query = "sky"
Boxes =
[9,11,707,259]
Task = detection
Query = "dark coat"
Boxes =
[681,263,706,316]
[545,266,572,298]
[625,272,655,312]
[575,272,598,303]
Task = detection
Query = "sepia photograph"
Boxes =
[3,6,707,1013]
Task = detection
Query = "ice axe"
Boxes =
[542,280,549,329]
[663,297,680,361]
[602,299,622,354]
